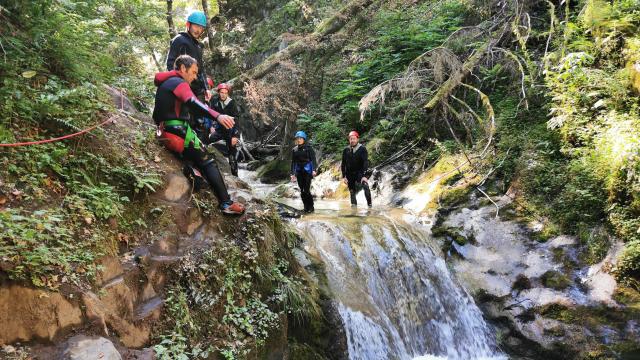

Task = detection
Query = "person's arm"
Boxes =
[172,82,234,129]
[290,148,296,181]
[309,146,318,171]
[361,146,369,177]
[341,149,347,178]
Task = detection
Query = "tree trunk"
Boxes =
[277,115,297,161]
[143,36,163,72]
[166,0,177,39]
[233,0,377,84]
[201,0,216,52]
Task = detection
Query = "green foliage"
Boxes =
[297,110,344,155]
[300,0,468,160]
[154,211,320,358]
[73,182,129,220]
[0,209,102,289]
[540,0,640,284]
[327,1,466,118]
[578,226,611,265]
[246,0,343,55]
[615,241,640,289]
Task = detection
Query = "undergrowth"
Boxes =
[154,208,321,359]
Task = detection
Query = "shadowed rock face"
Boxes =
[440,197,639,358]
[0,284,83,344]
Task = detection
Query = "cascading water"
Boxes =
[296,209,506,360]
[240,168,506,359]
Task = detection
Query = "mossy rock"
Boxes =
[610,340,640,359]
[431,225,472,246]
[612,286,640,309]
[532,222,561,243]
[288,342,329,360]
[543,325,566,337]
[512,274,532,292]
[246,159,266,171]
[540,270,572,290]
[539,303,576,323]
[440,186,471,208]
[257,159,290,183]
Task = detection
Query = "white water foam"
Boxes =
[298,214,507,360]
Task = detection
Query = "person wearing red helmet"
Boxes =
[341,130,372,208]
[209,82,240,176]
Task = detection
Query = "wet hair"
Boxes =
[174,55,198,71]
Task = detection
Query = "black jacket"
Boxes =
[291,144,318,175]
[211,97,239,119]
[165,32,207,97]
[341,143,369,179]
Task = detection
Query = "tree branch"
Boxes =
[233,0,377,83]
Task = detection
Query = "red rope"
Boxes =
[0,117,113,147]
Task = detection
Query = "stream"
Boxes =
[240,169,506,360]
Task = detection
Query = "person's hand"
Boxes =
[312,171,317,177]
[361,177,368,184]
[290,175,296,183]
[205,90,212,102]
[231,137,239,147]
[217,115,235,129]
[342,177,348,185]
[209,126,216,134]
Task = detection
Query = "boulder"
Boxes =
[62,335,121,360]
[160,173,191,202]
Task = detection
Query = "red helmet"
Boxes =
[207,77,214,88]
[348,131,359,138]
[217,83,230,92]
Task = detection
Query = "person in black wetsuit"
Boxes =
[153,55,244,215]
[290,131,317,213]
[209,83,240,176]
[165,11,211,101]
[341,130,372,208]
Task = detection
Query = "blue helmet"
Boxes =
[187,11,207,27]
[295,131,307,140]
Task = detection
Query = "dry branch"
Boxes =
[423,40,493,110]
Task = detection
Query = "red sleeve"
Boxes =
[173,82,195,102]
[174,83,221,119]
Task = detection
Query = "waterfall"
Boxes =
[296,212,507,360]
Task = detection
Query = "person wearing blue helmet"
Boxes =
[290,131,318,213]
[165,10,211,101]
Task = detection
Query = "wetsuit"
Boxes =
[209,96,240,176]
[291,144,317,212]
[165,32,208,99]
[152,70,231,208]
[341,143,372,207]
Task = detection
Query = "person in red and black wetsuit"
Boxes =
[153,55,244,215]
[341,131,372,208]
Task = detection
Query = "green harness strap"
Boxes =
[163,120,202,149]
